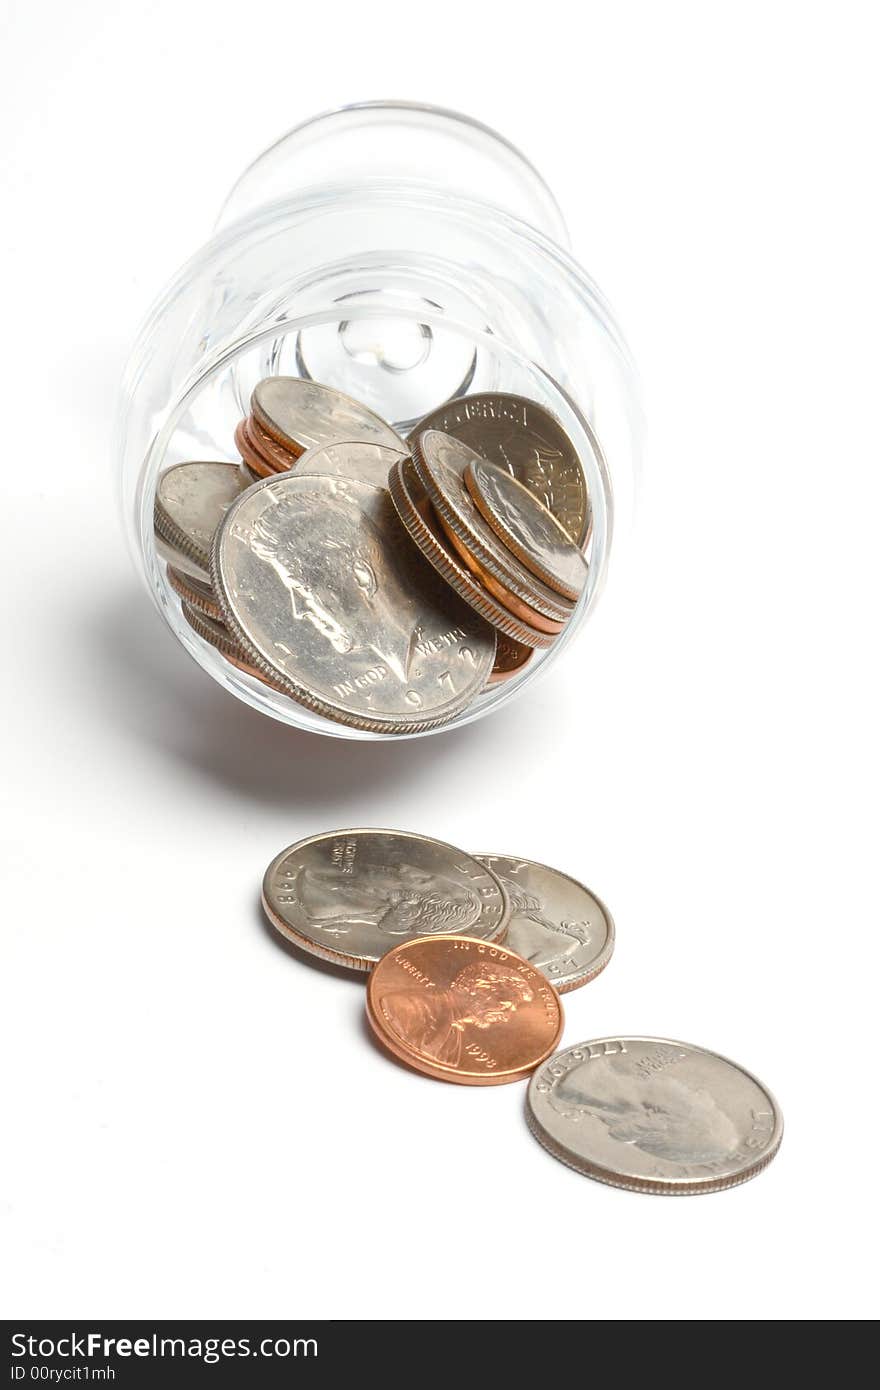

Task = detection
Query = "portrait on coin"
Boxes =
[495,873,590,969]
[293,861,483,938]
[380,960,534,1066]
[548,1060,740,1165]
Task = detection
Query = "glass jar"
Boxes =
[118,101,643,739]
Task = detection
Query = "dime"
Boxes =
[412,432,575,625]
[263,829,511,971]
[212,472,497,733]
[465,456,587,602]
[252,377,406,457]
[527,1038,783,1194]
[387,457,554,650]
[166,564,224,622]
[294,439,406,486]
[488,635,534,684]
[474,856,613,992]
[366,935,563,1084]
[410,393,591,547]
[154,461,248,572]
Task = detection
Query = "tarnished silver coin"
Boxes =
[410,393,591,547]
[475,856,613,992]
[211,472,496,733]
[294,439,406,486]
[154,462,247,573]
[527,1038,783,1194]
[466,458,587,602]
[252,377,406,457]
[263,828,511,971]
[412,432,574,625]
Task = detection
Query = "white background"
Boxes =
[1,0,877,1323]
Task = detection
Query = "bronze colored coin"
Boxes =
[366,935,564,1085]
[409,392,591,547]
[166,564,224,621]
[234,420,280,478]
[387,457,554,650]
[433,511,567,635]
[239,459,264,486]
[488,635,534,685]
[246,413,299,472]
[412,432,574,624]
[465,456,587,602]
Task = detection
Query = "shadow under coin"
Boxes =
[84,588,503,811]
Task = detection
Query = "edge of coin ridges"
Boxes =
[465,459,586,603]
[473,854,616,992]
[524,1104,782,1195]
[388,460,554,651]
[209,478,484,734]
[261,831,512,967]
[411,435,575,623]
[154,501,213,574]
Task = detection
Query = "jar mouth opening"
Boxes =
[134,305,612,740]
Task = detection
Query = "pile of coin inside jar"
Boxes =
[154,379,594,732]
[262,828,783,1196]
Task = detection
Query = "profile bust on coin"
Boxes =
[292,861,485,939]
[380,958,537,1067]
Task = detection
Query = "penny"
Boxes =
[263,829,511,971]
[474,856,613,992]
[527,1038,783,1194]
[234,420,277,478]
[410,392,591,547]
[211,472,497,733]
[466,456,587,602]
[252,377,406,457]
[294,439,406,486]
[166,564,224,622]
[180,602,288,692]
[154,461,248,572]
[488,635,534,684]
[246,414,299,473]
[387,457,554,650]
[431,513,568,634]
[366,935,564,1085]
[412,432,575,624]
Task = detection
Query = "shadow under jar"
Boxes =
[118,102,643,740]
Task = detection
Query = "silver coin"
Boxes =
[294,439,406,486]
[155,530,211,585]
[252,377,406,457]
[211,472,496,733]
[527,1038,783,1194]
[154,462,248,573]
[410,393,591,547]
[466,457,587,602]
[412,432,574,624]
[474,856,613,992]
[263,828,511,971]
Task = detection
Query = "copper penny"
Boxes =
[246,413,299,472]
[366,934,564,1086]
[433,512,568,635]
[234,420,277,478]
[487,635,534,685]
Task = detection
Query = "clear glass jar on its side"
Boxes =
[118,102,643,739]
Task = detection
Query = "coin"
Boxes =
[410,392,591,547]
[366,935,563,1084]
[252,377,406,457]
[154,530,211,586]
[527,1038,783,1194]
[474,856,614,992]
[180,602,288,691]
[387,457,554,650]
[412,432,575,625]
[263,829,511,971]
[487,635,534,684]
[294,439,406,486]
[430,514,568,634]
[465,456,587,602]
[166,564,224,622]
[212,472,497,733]
[246,414,300,473]
[234,420,277,479]
[154,461,248,572]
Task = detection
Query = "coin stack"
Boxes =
[154,378,593,733]
[261,827,783,1195]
